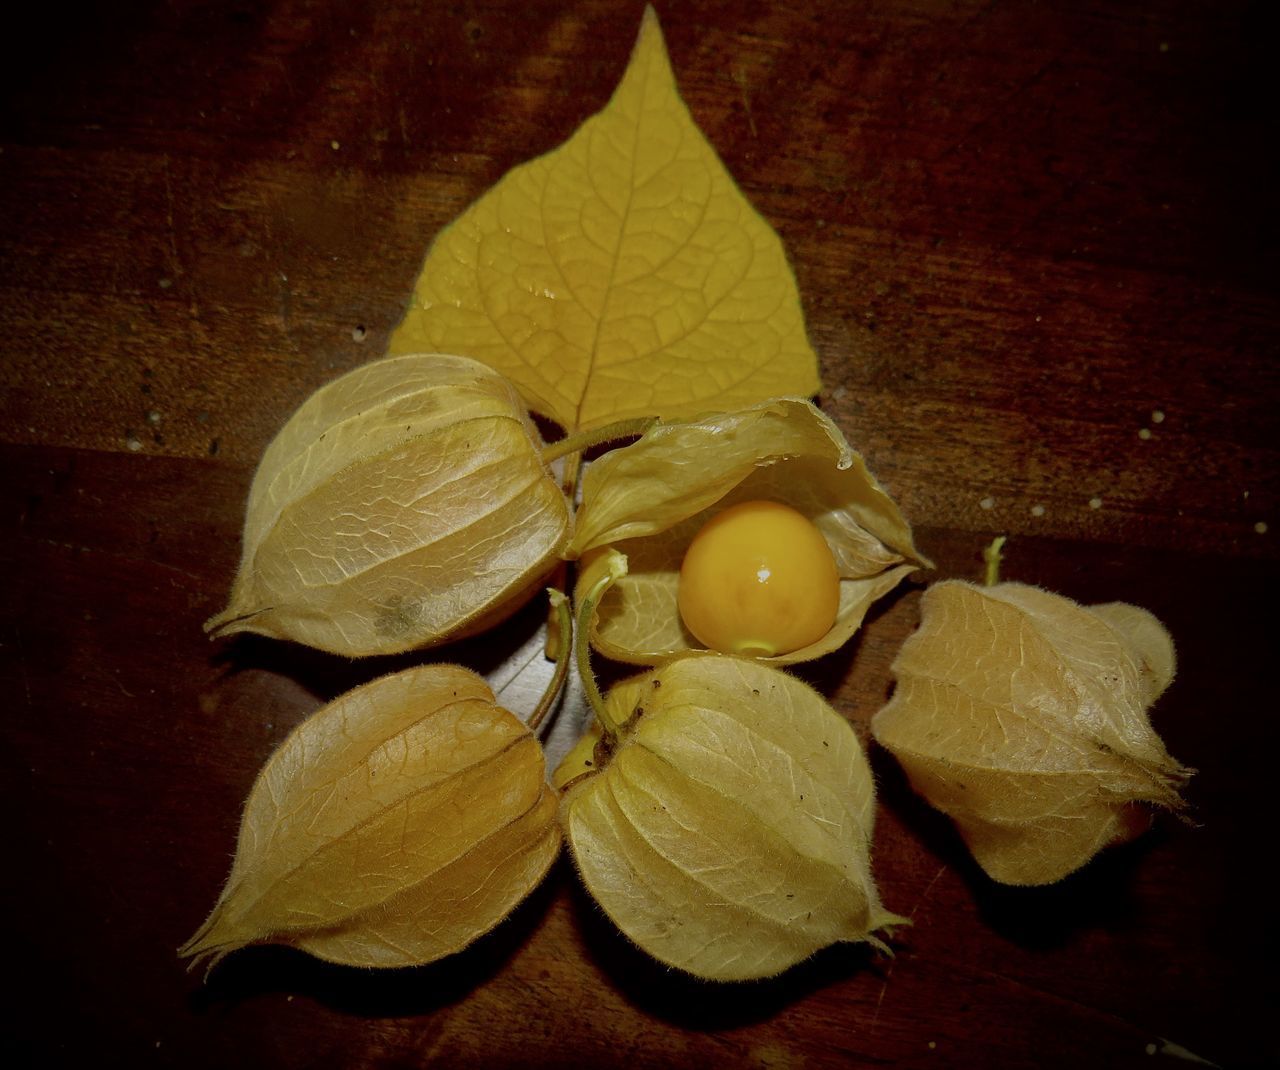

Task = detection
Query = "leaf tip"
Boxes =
[639,4,664,44]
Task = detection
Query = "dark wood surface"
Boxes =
[3,2,1276,1067]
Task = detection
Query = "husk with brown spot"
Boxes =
[206,353,571,657]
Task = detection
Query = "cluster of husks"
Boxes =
[188,350,1192,980]
[189,354,917,979]
[208,364,929,668]
[186,8,1191,987]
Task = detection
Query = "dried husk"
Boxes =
[871,581,1192,886]
[557,653,905,981]
[568,398,930,664]
[206,353,571,656]
[180,664,560,970]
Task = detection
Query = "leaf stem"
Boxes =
[560,450,583,503]
[539,451,580,662]
[574,553,629,738]
[539,416,657,467]
[528,589,573,734]
[982,535,1007,587]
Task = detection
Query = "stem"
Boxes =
[539,425,642,664]
[539,455,580,662]
[982,535,1007,587]
[574,553,629,738]
[575,584,613,736]
[539,416,657,467]
[540,562,569,660]
[528,589,573,734]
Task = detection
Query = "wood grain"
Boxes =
[2,1,1276,1066]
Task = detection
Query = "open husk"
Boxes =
[180,664,560,970]
[872,581,1192,886]
[557,653,904,980]
[567,399,929,665]
[206,353,571,656]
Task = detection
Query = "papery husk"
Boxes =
[558,653,905,981]
[871,581,1192,886]
[206,353,571,657]
[569,399,930,664]
[180,664,560,970]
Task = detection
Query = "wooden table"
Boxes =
[3,2,1275,1066]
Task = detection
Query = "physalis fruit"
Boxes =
[677,500,840,657]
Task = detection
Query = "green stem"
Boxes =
[538,452,579,662]
[539,416,657,467]
[560,450,582,502]
[574,564,626,738]
[575,590,612,736]
[527,589,573,734]
[982,535,1007,587]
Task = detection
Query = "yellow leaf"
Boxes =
[558,654,903,981]
[206,353,571,657]
[570,399,929,664]
[388,7,820,432]
[180,664,560,970]
[871,581,1192,886]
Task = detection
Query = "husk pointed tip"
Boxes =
[181,944,235,982]
[202,606,232,635]
[202,559,259,624]
[873,906,912,930]
[1157,761,1196,816]
[178,921,242,980]
[178,900,222,957]
[203,582,266,638]
[830,904,911,961]
[178,887,256,977]
[203,610,245,638]
[864,905,912,955]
